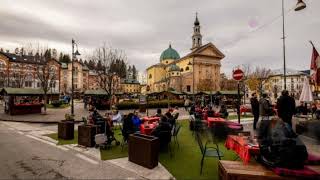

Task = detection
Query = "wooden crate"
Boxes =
[218,160,298,180]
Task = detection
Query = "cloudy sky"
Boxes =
[0,0,319,77]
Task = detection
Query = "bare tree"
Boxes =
[35,56,57,114]
[246,67,271,95]
[90,45,127,97]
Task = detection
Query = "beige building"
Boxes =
[120,79,141,94]
[60,60,89,94]
[146,15,225,93]
[264,69,309,101]
[0,50,61,93]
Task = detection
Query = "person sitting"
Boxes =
[220,105,229,118]
[296,102,308,116]
[122,113,135,142]
[155,108,163,117]
[151,116,172,149]
[207,106,215,117]
[112,110,122,125]
[172,106,179,120]
[132,110,142,132]
[165,111,174,128]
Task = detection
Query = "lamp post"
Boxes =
[110,72,116,110]
[71,39,80,116]
[282,0,306,90]
[188,57,195,104]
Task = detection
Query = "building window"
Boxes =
[180,68,183,72]
[187,85,191,92]
[166,61,168,64]
[37,82,41,87]
[149,74,152,79]
[186,67,189,71]
[171,72,174,75]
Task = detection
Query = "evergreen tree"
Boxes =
[132,65,137,80]
[58,52,63,62]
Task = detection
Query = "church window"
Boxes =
[149,74,152,79]
[198,38,200,44]
[166,61,168,64]
[180,68,183,72]
[187,85,191,92]
[186,67,189,71]
[171,72,174,75]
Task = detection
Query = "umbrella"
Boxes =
[299,77,313,102]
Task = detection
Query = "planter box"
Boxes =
[128,133,159,169]
[58,120,74,140]
[78,125,97,147]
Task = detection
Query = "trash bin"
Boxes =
[128,133,159,169]
[78,125,97,147]
[58,120,74,140]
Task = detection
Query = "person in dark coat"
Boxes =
[122,113,135,142]
[276,90,296,127]
[250,93,260,130]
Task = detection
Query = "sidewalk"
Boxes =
[0,102,190,123]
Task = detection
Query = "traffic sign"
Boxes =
[233,69,244,81]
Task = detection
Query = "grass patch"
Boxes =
[100,120,237,180]
[46,130,78,145]
[46,103,70,109]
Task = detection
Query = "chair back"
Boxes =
[196,132,205,155]
[173,113,179,120]
[159,130,172,147]
[173,124,181,136]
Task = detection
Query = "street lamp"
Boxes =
[71,39,80,116]
[188,57,195,104]
[282,0,306,90]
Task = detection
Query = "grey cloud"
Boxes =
[0,0,319,75]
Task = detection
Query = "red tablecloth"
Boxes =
[225,135,259,164]
[142,116,160,123]
[207,117,226,127]
[140,123,157,135]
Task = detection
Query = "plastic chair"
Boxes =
[196,132,223,175]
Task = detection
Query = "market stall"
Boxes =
[84,89,110,110]
[0,88,59,115]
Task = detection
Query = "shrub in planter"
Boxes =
[116,100,184,110]
[51,100,62,107]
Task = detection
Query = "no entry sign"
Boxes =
[233,69,244,81]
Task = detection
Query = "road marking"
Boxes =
[76,153,99,165]
[17,131,24,135]
[26,135,68,151]
[8,127,14,131]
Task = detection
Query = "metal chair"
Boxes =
[172,124,181,148]
[196,132,223,175]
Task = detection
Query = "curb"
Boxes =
[0,118,83,124]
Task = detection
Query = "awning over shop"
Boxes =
[0,88,59,96]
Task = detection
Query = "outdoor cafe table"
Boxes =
[140,123,157,135]
[141,116,160,123]
[207,117,226,127]
[225,135,260,164]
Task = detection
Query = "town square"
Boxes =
[1,0,320,179]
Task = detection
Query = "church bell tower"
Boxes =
[191,13,202,50]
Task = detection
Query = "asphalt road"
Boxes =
[0,123,140,179]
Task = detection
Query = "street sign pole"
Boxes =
[233,68,244,124]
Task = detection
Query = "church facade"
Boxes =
[146,15,225,93]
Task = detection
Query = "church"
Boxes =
[146,14,225,94]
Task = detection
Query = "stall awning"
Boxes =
[84,89,108,95]
[0,88,59,96]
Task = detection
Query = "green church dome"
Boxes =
[160,44,180,61]
[168,64,180,72]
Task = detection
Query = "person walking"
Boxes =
[258,93,273,140]
[250,93,260,130]
[276,90,296,127]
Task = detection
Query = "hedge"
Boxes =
[116,100,184,110]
